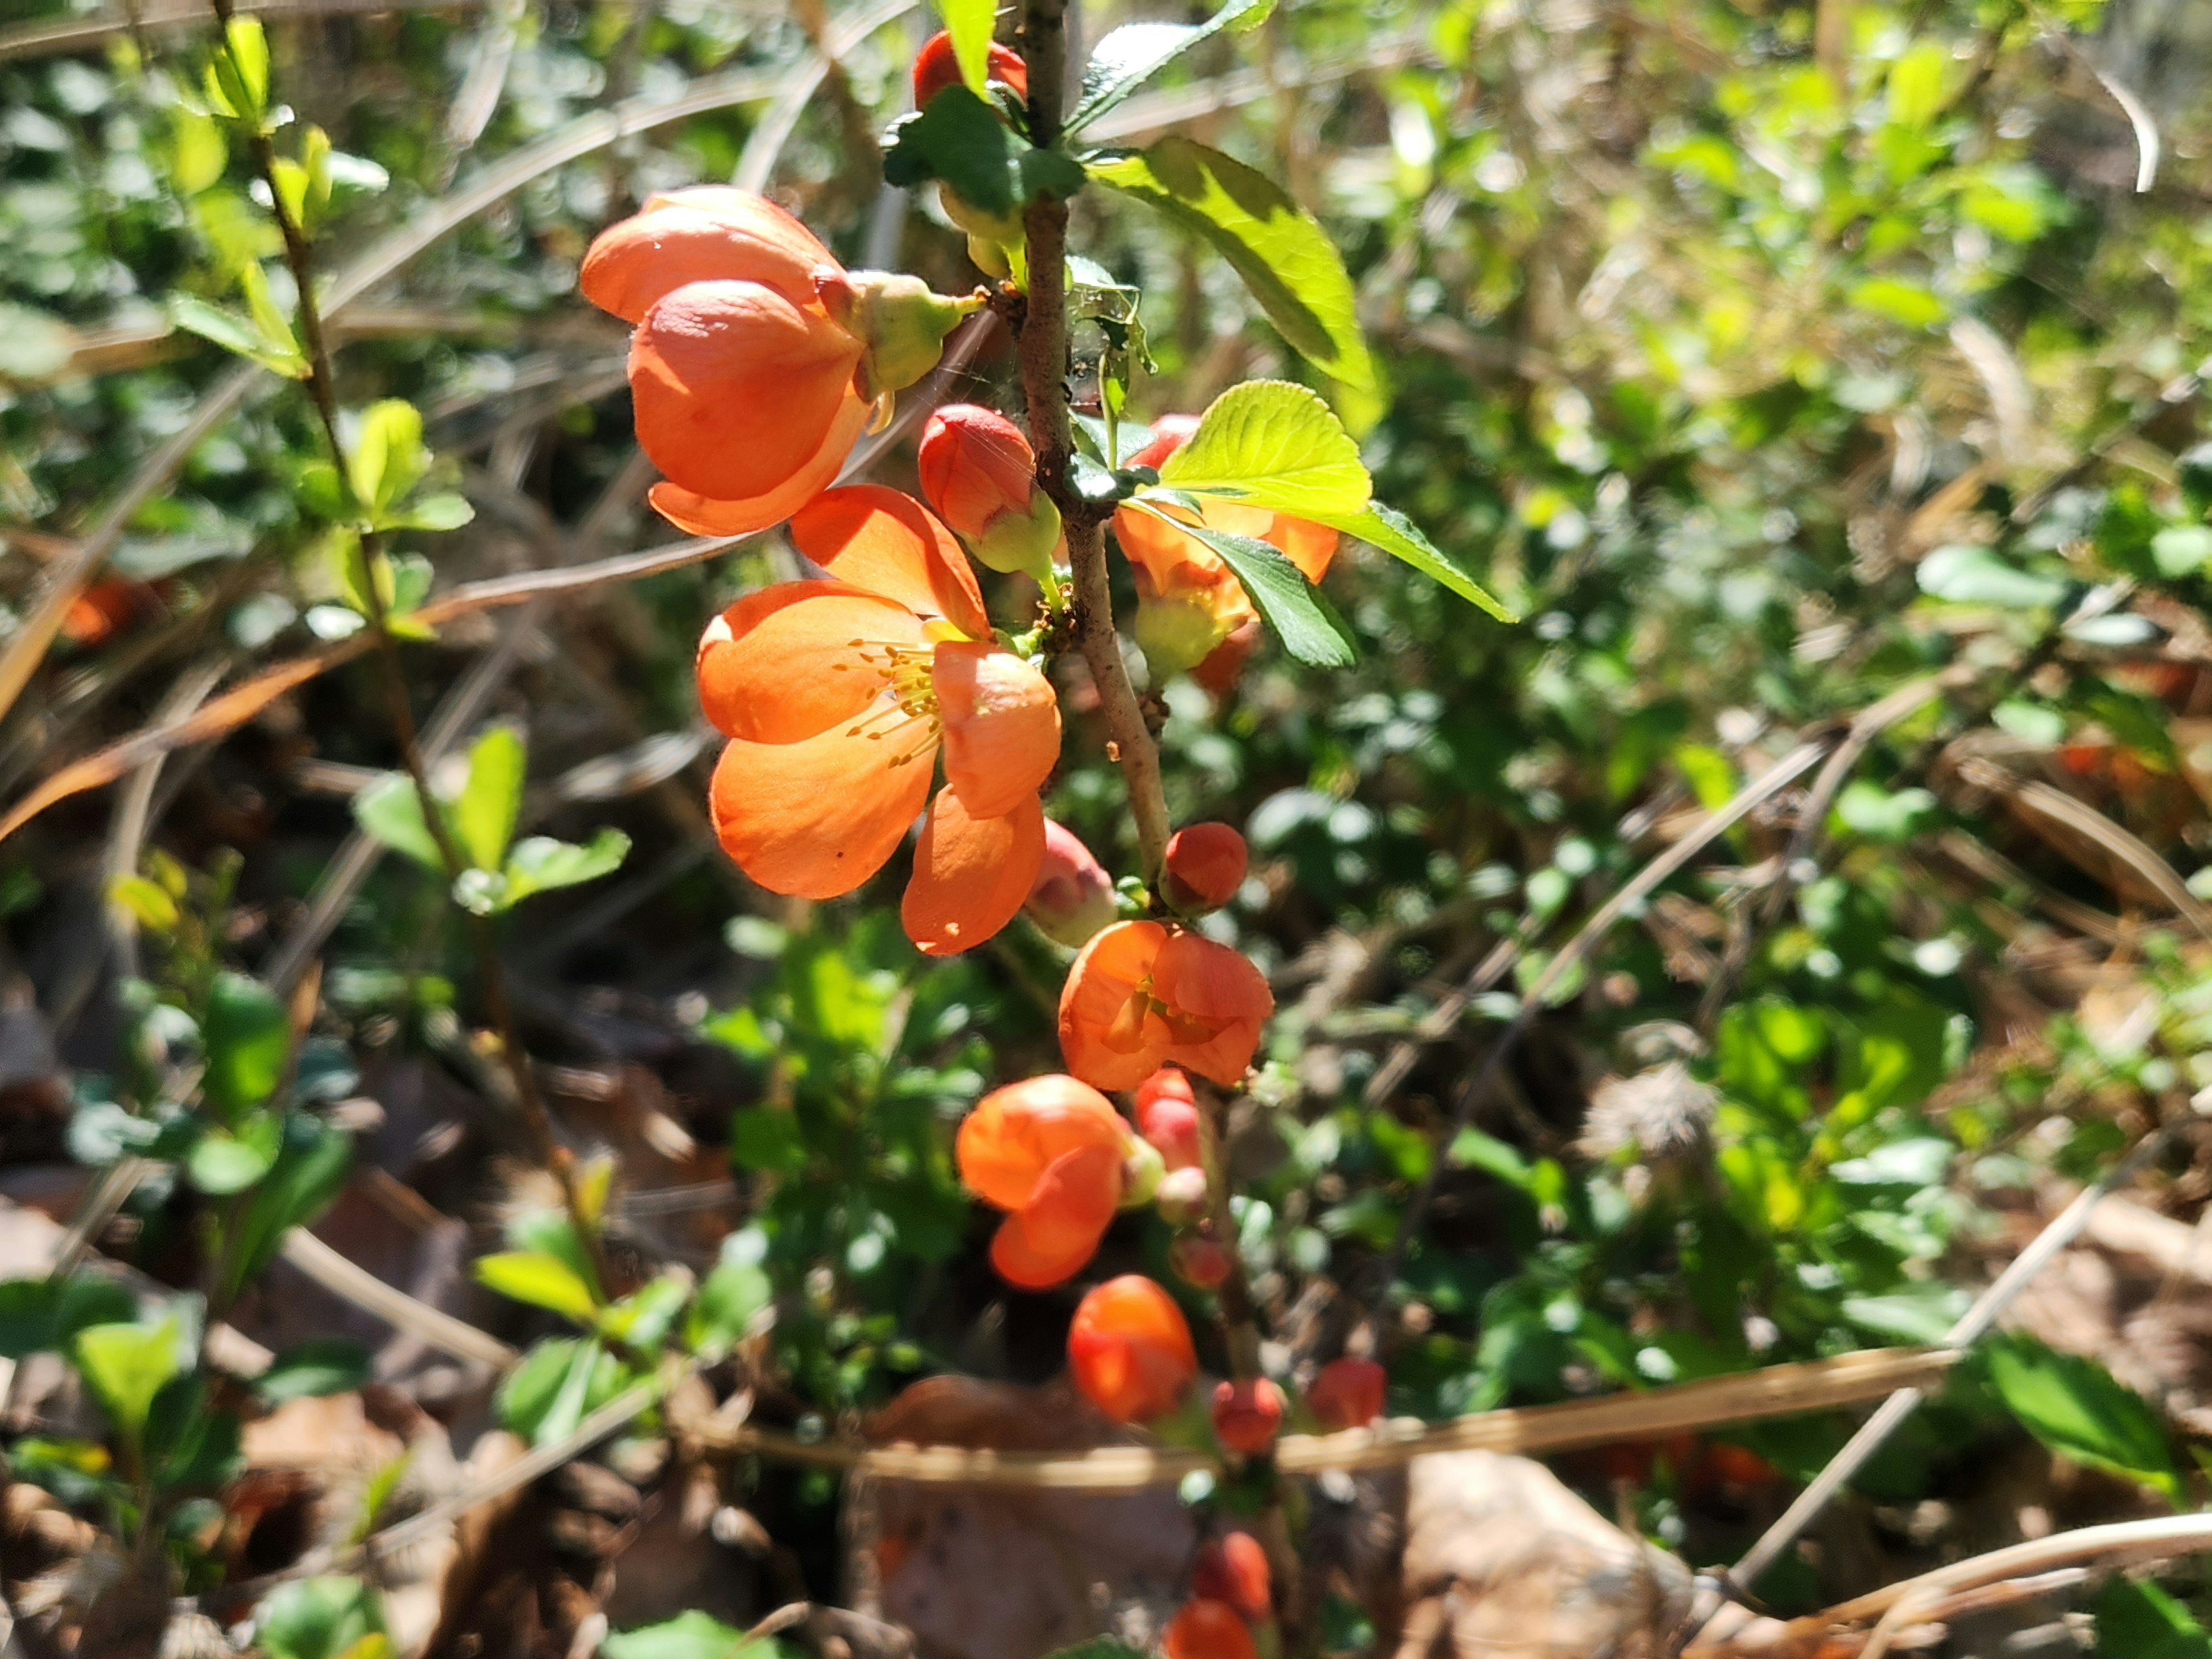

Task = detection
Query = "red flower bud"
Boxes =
[1164,1600,1258,1659]
[1210,1376,1285,1456]
[1306,1356,1387,1430]
[1192,1531,1271,1621]
[1068,1275,1196,1423]
[1134,1067,1202,1171]
[918,404,1062,579]
[1171,1236,1230,1290]
[912,31,1029,108]
[1163,823,1247,913]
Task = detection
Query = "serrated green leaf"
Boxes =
[474,1250,600,1325]
[1156,380,1370,516]
[1984,1333,2183,1502]
[454,725,525,873]
[937,0,997,97]
[1068,0,1275,132]
[1128,505,1356,667]
[1306,500,1516,620]
[1089,141,1374,389]
[203,970,290,1119]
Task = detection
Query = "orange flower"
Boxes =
[912,31,1029,107]
[1164,1600,1258,1659]
[1193,1532,1271,1621]
[581,189,971,539]
[1059,922,1273,1090]
[1306,1357,1387,1430]
[1067,1275,1196,1423]
[698,486,1060,955]
[1113,416,1340,681]
[957,1075,1134,1289]
[1211,1377,1285,1455]
[1163,823,1247,914]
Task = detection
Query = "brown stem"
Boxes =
[211,0,607,1286]
[1014,0,1171,881]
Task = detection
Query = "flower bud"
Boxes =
[813,269,976,403]
[1210,1377,1286,1456]
[918,405,1063,581]
[1306,1356,1387,1430]
[1164,1600,1257,1659]
[1193,1532,1270,1621]
[1171,1236,1230,1290]
[1153,1165,1209,1224]
[1120,1135,1165,1209]
[912,31,1029,109]
[1024,820,1117,948]
[1068,1275,1196,1423]
[1134,574,1244,681]
[1164,823,1247,914]
[1135,1067,1201,1170]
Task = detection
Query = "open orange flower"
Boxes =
[957,1075,1134,1289]
[1059,922,1274,1090]
[581,188,971,539]
[698,486,1060,955]
[1113,416,1340,682]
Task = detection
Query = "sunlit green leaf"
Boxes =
[203,970,291,1119]
[1984,1334,2183,1502]
[1067,0,1275,132]
[1154,380,1370,516]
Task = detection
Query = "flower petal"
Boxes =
[1059,921,1171,1091]
[790,486,990,639]
[1152,930,1273,1086]
[933,643,1061,819]
[903,786,1044,957]
[645,387,868,538]
[696,583,926,743]
[708,724,932,899]
[988,1143,1122,1290]
[631,279,863,502]
[955,1074,1127,1211]
[1268,513,1340,583]
[581,187,834,323]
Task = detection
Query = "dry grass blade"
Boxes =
[278,1229,518,1371]
[673,1346,1952,1490]
[0,0,500,62]
[1978,770,2212,937]
[0,0,916,731]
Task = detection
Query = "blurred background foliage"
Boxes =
[6,0,2212,1643]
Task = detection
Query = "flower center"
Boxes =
[1104,976,1228,1052]
[836,639,942,765]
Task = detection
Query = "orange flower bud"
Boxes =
[1059,922,1273,1091]
[1163,823,1247,914]
[1192,1532,1271,1621]
[1025,820,1117,949]
[1210,1377,1285,1456]
[1306,1357,1387,1430]
[1134,1067,1201,1171]
[957,1076,1130,1289]
[1170,1236,1230,1290]
[1164,1599,1258,1659]
[1067,1275,1196,1423]
[917,404,1063,579]
[912,31,1029,108]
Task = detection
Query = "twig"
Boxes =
[1714,1124,2172,1608]
[277,1228,519,1370]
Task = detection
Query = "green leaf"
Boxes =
[226,1118,353,1299]
[74,1317,182,1446]
[257,1575,389,1659]
[1887,41,1951,130]
[1089,140,1375,389]
[2092,1578,2212,1659]
[347,400,429,524]
[203,971,291,1119]
[107,873,180,934]
[937,0,997,97]
[2152,524,2212,579]
[256,1338,374,1404]
[187,1111,283,1194]
[203,16,271,126]
[599,1272,690,1351]
[1984,1334,2183,1502]
[10,1438,115,1508]
[474,1251,600,1325]
[391,493,475,532]
[687,1257,772,1360]
[168,293,306,378]
[1918,544,2067,609]
[495,830,631,909]
[0,1276,135,1360]
[1132,507,1356,667]
[1039,1645,1151,1659]
[882,89,1088,219]
[1850,276,1949,329]
[1839,1285,1965,1345]
[1155,380,1371,517]
[1067,0,1276,132]
[352,772,445,871]
[454,725,525,873]
[603,1611,779,1659]
[1304,500,1516,620]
